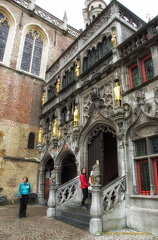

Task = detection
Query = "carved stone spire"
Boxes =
[62,11,68,32]
[29,0,36,11]
[82,0,107,28]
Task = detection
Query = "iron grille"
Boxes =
[150,136,158,154]
[135,139,147,156]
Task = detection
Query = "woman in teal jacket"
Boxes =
[18,176,31,218]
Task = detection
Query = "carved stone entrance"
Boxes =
[88,125,118,186]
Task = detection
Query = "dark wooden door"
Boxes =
[88,129,118,186]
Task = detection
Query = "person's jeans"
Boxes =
[81,188,88,206]
[19,194,29,217]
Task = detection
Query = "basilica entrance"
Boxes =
[61,154,77,184]
[88,126,118,186]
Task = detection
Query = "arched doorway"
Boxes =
[88,125,118,186]
[44,158,54,199]
[61,153,77,184]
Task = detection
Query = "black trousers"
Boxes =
[19,194,29,217]
[81,188,88,206]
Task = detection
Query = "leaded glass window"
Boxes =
[138,160,150,194]
[143,56,154,81]
[0,13,9,62]
[21,30,43,76]
[135,139,147,156]
[150,136,158,154]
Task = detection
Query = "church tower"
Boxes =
[82,0,107,28]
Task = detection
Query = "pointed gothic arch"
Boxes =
[87,124,118,186]
[56,148,77,185]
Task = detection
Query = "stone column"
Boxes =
[37,169,45,204]
[89,184,102,236]
[54,166,61,187]
[46,184,56,218]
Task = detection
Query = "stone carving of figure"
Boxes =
[51,169,56,184]
[56,77,60,93]
[90,160,100,184]
[38,127,42,143]
[114,81,121,107]
[52,119,58,137]
[73,106,79,127]
[75,60,80,77]
[111,30,117,47]
[42,92,45,105]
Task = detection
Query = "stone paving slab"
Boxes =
[0,205,158,240]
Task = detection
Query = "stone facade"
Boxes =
[0,0,78,201]
[1,0,158,236]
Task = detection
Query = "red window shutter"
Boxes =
[153,158,158,195]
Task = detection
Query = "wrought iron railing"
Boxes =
[101,175,126,215]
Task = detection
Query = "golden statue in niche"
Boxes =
[38,127,43,143]
[75,60,80,77]
[114,81,122,107]
[41,92,46,105]
[52,119,58,137]
[111,29,117,47]
[56,77,60,93]
[73,106,79,127]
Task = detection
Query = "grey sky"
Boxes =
[36,0,157,30]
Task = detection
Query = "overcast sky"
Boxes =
[36,0,158,30]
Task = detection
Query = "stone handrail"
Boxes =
[101,175,126,215]
[56,176,79,207]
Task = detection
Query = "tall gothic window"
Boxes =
[0,12,9,62]
[134,135,158,195]
[20,30,43,76]
[27,132,35,149]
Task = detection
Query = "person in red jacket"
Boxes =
[79,168,90,209]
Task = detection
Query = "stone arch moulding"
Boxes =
[55,147,76,168]
[126,111,158,141]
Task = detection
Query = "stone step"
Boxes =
[58,208,91,223]
[54,215,89,231]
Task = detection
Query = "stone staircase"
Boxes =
[54,199,91,231]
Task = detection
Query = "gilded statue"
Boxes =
[114,81,122,107]
[111,30,117,47]
[38,127,43,143]
[75,60,80,77]
[56,77,60,93]
[41,92,45,105]
[52,119,58,137]
[73,106,79,127]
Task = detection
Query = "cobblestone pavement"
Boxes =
[0,204,158,240]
